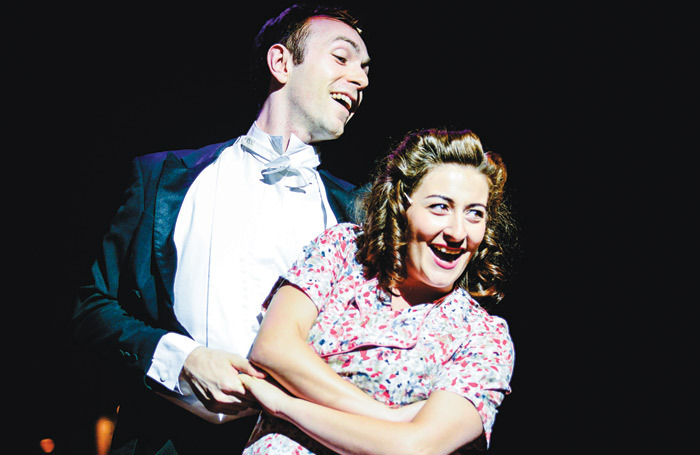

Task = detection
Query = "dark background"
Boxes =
[22,1,636,453]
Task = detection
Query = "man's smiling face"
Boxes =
[284,16,370,143]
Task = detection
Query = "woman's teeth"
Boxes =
[430,245,463,261]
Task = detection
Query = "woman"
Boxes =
[240,129,516,454]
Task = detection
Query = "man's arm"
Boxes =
[72,156,169,374]
[148,333,265,422]
[72,156,264,420]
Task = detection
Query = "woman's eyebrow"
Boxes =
[424,195,487,210]
[424,194,453,203]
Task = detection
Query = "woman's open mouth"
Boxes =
[429,244,465,268]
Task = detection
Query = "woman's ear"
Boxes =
[267,44,291,85]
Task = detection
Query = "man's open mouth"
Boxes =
[331,92,354,111]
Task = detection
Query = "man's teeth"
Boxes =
[331,93,352,109]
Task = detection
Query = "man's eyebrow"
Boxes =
[333,36,371,66]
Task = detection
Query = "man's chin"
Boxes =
[313,123,346,143]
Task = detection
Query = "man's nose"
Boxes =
[349,63,369,92]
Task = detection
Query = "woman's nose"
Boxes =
[443,215,468,244]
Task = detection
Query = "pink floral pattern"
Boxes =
[244,224,514,454]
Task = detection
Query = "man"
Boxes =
[73,4,370,453]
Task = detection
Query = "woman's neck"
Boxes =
[390,283,450,310]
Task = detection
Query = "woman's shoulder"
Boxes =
[319,222,363,243]
[303,223,363,266]
[448,288,511,333]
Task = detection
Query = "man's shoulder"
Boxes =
[318,169,356,193]
[136,139,235,168]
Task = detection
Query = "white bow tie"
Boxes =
[240,135,320,189]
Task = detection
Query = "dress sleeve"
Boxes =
[432,315,515,445]
[278,223,359,312]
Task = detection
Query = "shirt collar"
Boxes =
[248,122,318,158]
[242,123,321,189]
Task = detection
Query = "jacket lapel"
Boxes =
[153,142,230,304]
[153,143,362,304]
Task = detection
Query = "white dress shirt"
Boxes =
[146,123,337,395]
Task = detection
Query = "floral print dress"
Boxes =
[244,223,514,454]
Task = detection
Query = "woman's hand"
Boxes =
[239,374,294,419]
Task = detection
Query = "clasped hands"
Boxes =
[181,346,424,421]
[179,346,265,415]
[179,346,306,417]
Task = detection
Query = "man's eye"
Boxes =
[333,54,347,64]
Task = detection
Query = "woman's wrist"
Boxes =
[277,393,305,422]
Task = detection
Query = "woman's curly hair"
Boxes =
[355,128,516,304]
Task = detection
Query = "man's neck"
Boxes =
[255,101,309,151]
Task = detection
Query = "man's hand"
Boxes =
[180,346,266,415]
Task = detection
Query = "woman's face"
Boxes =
[403,164,489,300]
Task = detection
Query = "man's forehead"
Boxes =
[306,16,369,57]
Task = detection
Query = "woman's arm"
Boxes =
[240,374,483,455]
[248,284,419,422]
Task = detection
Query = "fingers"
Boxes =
[237,374,265,402]
[237,360,267,379]
[182,348,267,413]
[235,374,258,397]
[236,374,290,418]
[228,355,267,380]
[221,357,266,395]
[198,373,260,415]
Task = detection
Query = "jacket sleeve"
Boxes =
[72,156,171,376]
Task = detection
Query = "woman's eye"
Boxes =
[429,203,449,213]
[465,209,485,221]
[334,54,347,64]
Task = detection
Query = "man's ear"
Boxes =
[267,44,291,85]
